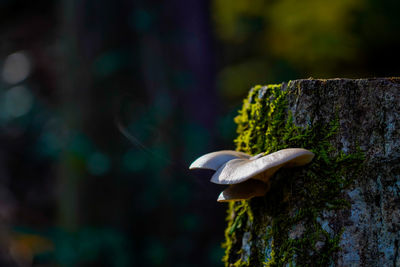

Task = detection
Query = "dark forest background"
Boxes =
[0,0,399,266]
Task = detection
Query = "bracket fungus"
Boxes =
[189,148,314,202]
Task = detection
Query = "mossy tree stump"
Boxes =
[223,78,400,266]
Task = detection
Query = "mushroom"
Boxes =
[189,148,314,202]
[189,150,251,171]
[217,179,270,202]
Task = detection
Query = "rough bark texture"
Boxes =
[223,78,400,266]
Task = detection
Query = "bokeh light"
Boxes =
[1,86,33,118]
[2,52,31,84]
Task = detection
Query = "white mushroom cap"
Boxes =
[211,148,314,185]
[217,179,270,202]
[189,150,251,171]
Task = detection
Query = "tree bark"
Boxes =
[223,78,400,266]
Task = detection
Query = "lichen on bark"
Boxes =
[223,79,400,266]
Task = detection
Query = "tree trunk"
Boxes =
[223,78,400,266]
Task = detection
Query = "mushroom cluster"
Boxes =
[189,148,314,202]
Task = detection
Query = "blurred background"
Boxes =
[0,0,399,266]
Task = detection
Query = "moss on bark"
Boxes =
[223,79,400,266]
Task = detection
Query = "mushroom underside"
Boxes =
[217,179,270,202]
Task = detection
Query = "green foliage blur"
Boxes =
[213,0,400,103]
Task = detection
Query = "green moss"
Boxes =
[222,201,254,266]
[222,83,364,267]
